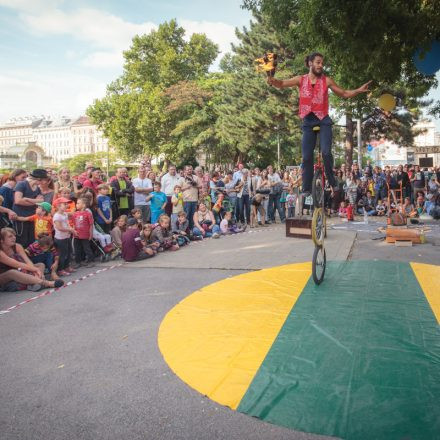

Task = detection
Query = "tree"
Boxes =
[214,13,303,166]
[60,152,119,175]
[243,0,440,165]
[87,20,218,161]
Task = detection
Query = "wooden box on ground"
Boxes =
[286,217,312,239]
[386,227,422,244]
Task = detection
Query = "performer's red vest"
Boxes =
[298,74,329,120]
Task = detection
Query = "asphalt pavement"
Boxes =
[1,220,438,440]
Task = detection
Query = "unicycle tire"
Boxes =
[312,245,326,285]
[312,168,324,208]
[311,207,325,246]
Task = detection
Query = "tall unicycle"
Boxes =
[311,125,327,285]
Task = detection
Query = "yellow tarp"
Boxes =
[411,262,440,323]
[158,262,311,409]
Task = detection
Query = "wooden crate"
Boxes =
[386,227,421,244]
[286,217,312,239]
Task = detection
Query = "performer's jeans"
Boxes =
[301,114,336,193]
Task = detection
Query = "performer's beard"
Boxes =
[312,67,323,77]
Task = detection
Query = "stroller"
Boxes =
[91,223,117,262]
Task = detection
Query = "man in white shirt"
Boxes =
[233,163,244,185]
[267,165,285,223]
[161,165,180,216]
[132,167,153,223]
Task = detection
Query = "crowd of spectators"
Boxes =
[0,160,438,292]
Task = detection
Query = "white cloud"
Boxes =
[0,70,107,122]
[0,0,61,12]
[180,19,237,56]
[20,7,157,51]
[82,50,124,68]
[0,4,241,119]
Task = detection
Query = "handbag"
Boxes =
[256,188,270,195]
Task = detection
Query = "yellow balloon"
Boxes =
[378,93,396,112]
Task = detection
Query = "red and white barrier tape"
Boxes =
[0,263,122,316]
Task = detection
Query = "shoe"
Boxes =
[258,221,262,225]
[54,279,64,288]
[85,261,95,268]
[27,284,42,292]
[212,232,220,239]
[242,224,248,232]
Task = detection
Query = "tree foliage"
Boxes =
[243,0,440,164]
[215,13,303,166]
[87,20,218,161]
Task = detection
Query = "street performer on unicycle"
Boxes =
[267,52,371,283]
[267,52,371,199]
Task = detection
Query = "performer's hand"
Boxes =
[358,80,373,93]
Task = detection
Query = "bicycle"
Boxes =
[310,125,327,285]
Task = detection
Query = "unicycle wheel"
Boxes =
[311,207,325,246]
[312,245,326,285]
[312,168,324,207]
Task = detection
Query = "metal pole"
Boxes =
[106,141,109,177]
[277,129,280,170]
[357,119,362,165]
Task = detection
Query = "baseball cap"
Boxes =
[54,197,70,204]
[37,202,52,213]
[127,218,138,226]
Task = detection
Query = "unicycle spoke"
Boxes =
[312,169,324,207]
[312,246,326,285]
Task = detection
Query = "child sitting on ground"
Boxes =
[121,218,156,262]
[130,208,143,227]
[146,182,167,224]
[376,199,386,216]
[111,215,127,249]
[150,214,179,251]
[172,211,190,246]
[220,211,246,235]
[26,233,60,281]
[16,201,53,238]
[338,201,348,218]
[141,224,161,251]
[402,197,413,216]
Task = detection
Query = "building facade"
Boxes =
[0,118,43,151]
[0,116,109,166]
[370,119,440,167]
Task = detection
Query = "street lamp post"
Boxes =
[356,119,362,165]
[277,129,280,170]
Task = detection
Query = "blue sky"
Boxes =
[0,0,439,130]
[0,0,251,121]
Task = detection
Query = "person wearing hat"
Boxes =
[12,169,47,247]
[15,201,53,239]
[121,217,155,262]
